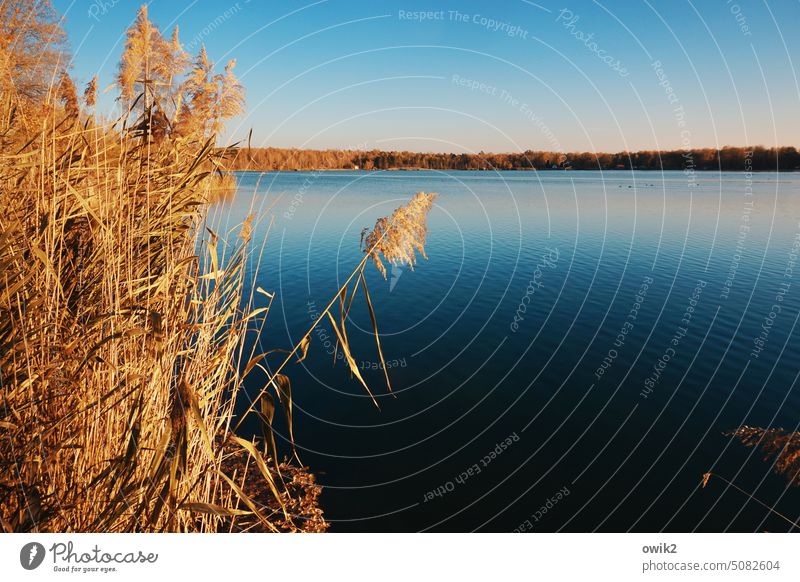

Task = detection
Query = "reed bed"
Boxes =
[0,3,309,533]
[0,117,435,531]
[0,109,297,532]
[0,2,436,533]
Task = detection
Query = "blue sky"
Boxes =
[54,0,799,153]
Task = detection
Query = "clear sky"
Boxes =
[53,0,800,153]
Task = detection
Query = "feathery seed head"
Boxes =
[83,76,97,109]
[363,191,436,278]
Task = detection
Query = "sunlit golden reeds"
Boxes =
[0,2,313,533]
[0,107,319,531]
[1,1,436,533]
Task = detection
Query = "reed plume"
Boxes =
[236,192,437,435]
[57,71,79,119]
[363,192,437,278]
[83,76,97,110]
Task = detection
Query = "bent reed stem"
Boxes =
[232,225,392,434]
[704,472,800,530]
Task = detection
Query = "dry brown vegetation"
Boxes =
[700,427,800,530]
[0,1,293,533]
[726,427,800,487]
[0,2,435,533]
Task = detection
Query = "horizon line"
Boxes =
[231,144,800,155]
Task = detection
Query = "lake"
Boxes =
[215,170,800,532]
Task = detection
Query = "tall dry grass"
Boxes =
[0,115,435,532]
[0,2,436,533]
[0,3,325,533]
[0,108,306,532]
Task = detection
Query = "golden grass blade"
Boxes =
[243,349,289,377]
[296,334,311,363]
[231,436,287,518]
[179,502,251,517]
[325,311,378,408]
[257,392,280,474]
[334,285,348,365]
[181,380,216,462]
[359,269,392,394]
[63,180,105,231]
[218,471,280,533]
[270,374,295,447]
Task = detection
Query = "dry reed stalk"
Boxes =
[1,2,435,533]
[0,2,313,533]
[701,472,799,530]
[698,426,800,532]
[0,114,265,532]
[234,192,437,433]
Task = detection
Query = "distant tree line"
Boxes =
[228,146,800,172]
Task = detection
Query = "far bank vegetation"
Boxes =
[232,145,800,172]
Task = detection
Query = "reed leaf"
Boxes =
[325,311,378,407]
[360,269,392,393]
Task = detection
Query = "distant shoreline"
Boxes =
[227,146,800,172]
[232,167,799,173]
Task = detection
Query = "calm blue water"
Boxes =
[214,170,800,532]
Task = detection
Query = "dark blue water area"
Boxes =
[209,170,800,532]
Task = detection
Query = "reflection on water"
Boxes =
[211,170,800,532]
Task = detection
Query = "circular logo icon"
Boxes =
[20,542,46,570]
